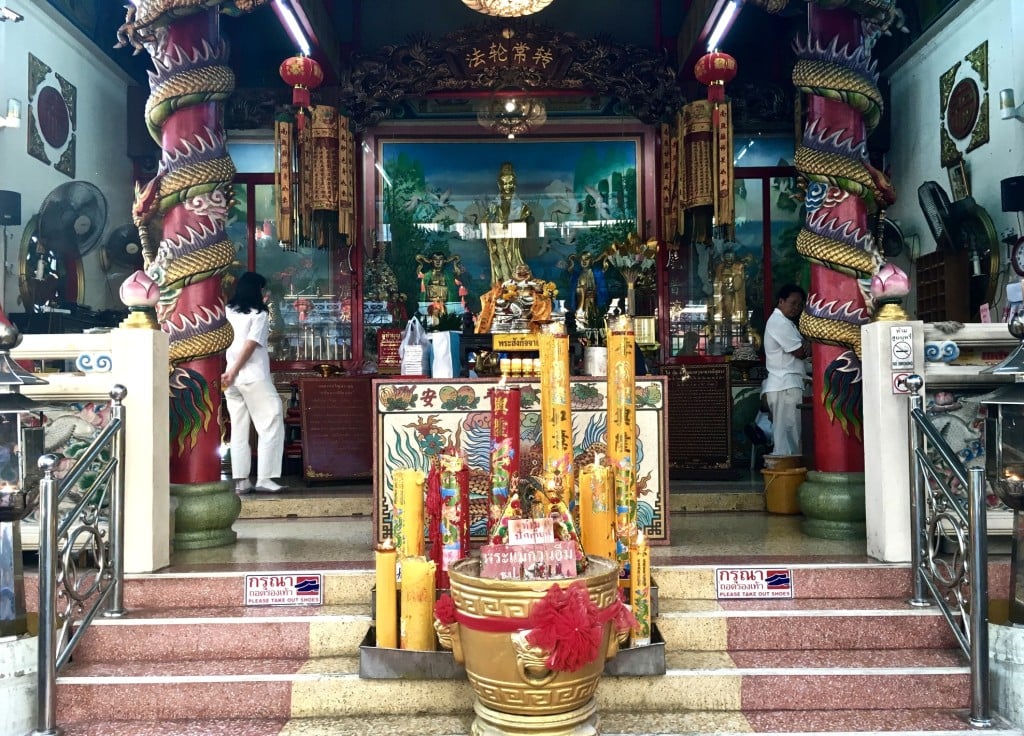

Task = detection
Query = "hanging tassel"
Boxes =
[425,460,444,588]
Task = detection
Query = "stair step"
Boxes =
[55,710,1021,736]
[657,598,960,651]
[26,560,1011,611]
[33,569,376,609]
[653,564,916,601]
[57,649,973,721]
[238,494,372,520]
[72,605,370,663]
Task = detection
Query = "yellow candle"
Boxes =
[374,538,398,649]
[539,324,574,508]
[392,468,425,560]
[579,454,615,562]
[399,556,436,651]
[630,528,651,647]
[607,315,636,567]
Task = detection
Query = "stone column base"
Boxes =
[798,470,866,540]
[170,480,240,550]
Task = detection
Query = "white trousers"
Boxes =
[765,386,803,457]
[225,378,284,481]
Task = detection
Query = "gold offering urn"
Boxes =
[436,556,623,735]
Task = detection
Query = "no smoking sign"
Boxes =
[890,325,913,371]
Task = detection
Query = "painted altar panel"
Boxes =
[373,376,669,544]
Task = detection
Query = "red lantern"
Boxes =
[279,55,324,108]
[694,51,738,103]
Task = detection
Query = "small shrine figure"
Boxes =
[416,250,466,325]
[566,250,609,330]
[484,162,533,285]
[709,249,753,349]
[476,262,558,335]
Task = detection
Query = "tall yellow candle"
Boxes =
[539,323,574,507]
[392,468,425,560]
[606,315,636,567]
[579,454,616,562]
[399,556,436,651]
[374,538,398,649]
[630,528,651,647]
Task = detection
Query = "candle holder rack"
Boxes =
[602,623,666,677]
[358,627,466,680]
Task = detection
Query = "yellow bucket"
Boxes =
[763,454,803,470]
[761,466,807,514]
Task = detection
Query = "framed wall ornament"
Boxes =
[939,41,989,167]
[26,53,78,178]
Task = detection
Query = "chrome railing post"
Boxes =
[33,454,61,736]
[905,375,931,607]
[103,385,128,619]
[967,465,992,727]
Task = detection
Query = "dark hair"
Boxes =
[775,283,807,303]
[227,272,269,314]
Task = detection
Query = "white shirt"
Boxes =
[763,307,805,393]
[225,306,271,385]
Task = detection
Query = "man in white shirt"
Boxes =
[763,284,809,456]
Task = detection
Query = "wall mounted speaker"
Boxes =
[1001,176,1024,212]
[0,190,20,226]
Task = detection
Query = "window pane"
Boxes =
[226,183,249,268]
[227,142,275,174]
[249,184,353,362]
[728,177,766,348]
[768,174,809,301]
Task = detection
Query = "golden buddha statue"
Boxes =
[484,162,532,285]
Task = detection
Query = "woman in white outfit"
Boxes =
[222,271,285,494]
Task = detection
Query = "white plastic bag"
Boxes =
[429,331,461,379]
[399,318,431,376]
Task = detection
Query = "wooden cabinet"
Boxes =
[916,250,969,323]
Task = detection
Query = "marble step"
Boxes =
[70,595,959,668]
[656,597,961,651]
[25,569,377,609]
[37,560,997,612]
[70,605,371,663]
[56,648,972,721]
[54,710,1024,736]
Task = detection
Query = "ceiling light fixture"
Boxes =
[274,0,311,56]
[0,7,24,22]
[461,0,555,18]
[706,0,742,52]
[477,94,547,139]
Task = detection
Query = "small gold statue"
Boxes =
[476,262,557,335]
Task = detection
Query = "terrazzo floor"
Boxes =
[168,504,871,573]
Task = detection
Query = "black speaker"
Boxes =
[1001,176,1024,212]
[0,190,20,226]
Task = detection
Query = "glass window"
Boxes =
[225,179,354,365]
[227,142,275,174]
[665,166,798,358]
